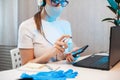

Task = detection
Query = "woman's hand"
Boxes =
[53,35,71,55]
[65,47,80,63]
[66,53,74,62]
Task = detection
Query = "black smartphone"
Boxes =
[72,45,89,58]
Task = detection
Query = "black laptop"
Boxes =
[73,27,120,70]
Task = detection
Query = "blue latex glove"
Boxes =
[20,69,78,80]
[64,69,78,78]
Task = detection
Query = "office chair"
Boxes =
[10,48,22,69]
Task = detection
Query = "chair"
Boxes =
[10,48,22,69]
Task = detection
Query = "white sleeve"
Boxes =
[18,23,33,48]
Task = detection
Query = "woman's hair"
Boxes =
[34,0,46,33]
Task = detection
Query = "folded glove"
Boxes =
[20,69,78,80]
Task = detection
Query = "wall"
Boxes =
[0,0,3,41]
[61,0,114,55]
[18,0,115,55]
[18,0,38,25]
[0,0,18,45]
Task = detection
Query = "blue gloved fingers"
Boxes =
[52,70,64,77]
[70,72,78,78]
[36,71,53,76]
[32,74,66,80]
[33,75,51,80]
[65,72,78,78]
[20,73,32,79]
[64,69,78,78]
[37,70,65,78]
[64,69,73,74]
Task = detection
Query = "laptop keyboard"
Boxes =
[73,55,109,70]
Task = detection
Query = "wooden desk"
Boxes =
[0,55,120,80]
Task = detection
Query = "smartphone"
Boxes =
[72,45,89,58]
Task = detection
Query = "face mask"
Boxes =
[45,4,64,21]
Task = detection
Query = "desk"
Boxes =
[0,55,120,80]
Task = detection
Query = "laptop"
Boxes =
[73,27,120,70]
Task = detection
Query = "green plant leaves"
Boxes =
[107,0,118,10]
[102,0,120,26]
[102,18,118,26]
[107,6,116,14]
[114,20,120,26]
[118,10,120,15]
[102,18,116,21]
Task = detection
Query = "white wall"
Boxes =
[0,0,3,41]
[0,0,18,45]
[18,0,114,55]
[18,0,38,25]
[61,0,114,55]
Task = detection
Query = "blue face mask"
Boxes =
[45,4,64,21]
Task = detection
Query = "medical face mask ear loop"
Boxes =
[36,0,52,44]
[37,0,58,61]
[41,28,59,61]
[41,25,59,61]
[36,0,50,44]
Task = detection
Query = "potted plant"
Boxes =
[102,0,120,67]
[102,0,120,38]
[102,0,120,26]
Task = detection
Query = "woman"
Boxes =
[18,0,78,65]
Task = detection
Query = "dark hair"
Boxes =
[34,0,46,34]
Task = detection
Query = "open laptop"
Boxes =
[73,27,120,70]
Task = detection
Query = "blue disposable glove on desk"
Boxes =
[20,69,78,80]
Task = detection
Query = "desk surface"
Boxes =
[0,55,120,80]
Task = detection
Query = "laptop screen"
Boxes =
[109,27,120,69]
